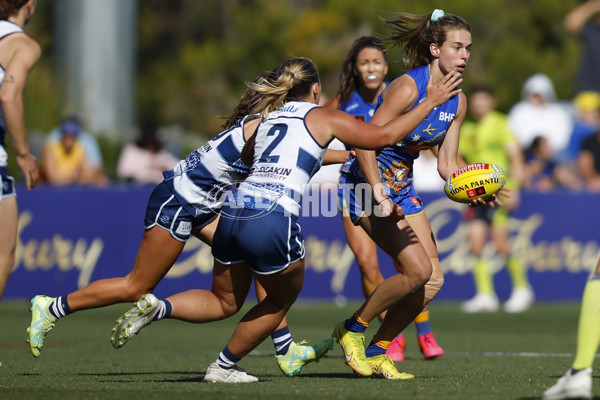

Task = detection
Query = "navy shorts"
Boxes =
[144,181,218,242]
[0,167,15,202]
[212,206,305,275]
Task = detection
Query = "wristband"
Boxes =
[375,197,390,205]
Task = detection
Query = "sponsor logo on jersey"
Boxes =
[439,111,455,122]
[251,166,293,177]
[278,104,299,113]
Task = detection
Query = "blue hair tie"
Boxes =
[431,9,445,22]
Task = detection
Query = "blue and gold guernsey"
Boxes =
[340,85,388,123]
[164,115,252,217]
[0,21,24,170]
[236,101,326,217]
[340,65,459,220]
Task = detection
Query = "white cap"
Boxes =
[521,73,557,101]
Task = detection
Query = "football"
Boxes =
[444,163,506,203]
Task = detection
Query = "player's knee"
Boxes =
[121,279,155,302]
[219,302,241,318]
[355,253,379,274]
[423,275,444,306]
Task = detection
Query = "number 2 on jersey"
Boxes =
[259,124,288,163]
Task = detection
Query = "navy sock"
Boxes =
[271,326,293,355]
[49,296,72,319]
[365,341,386,358]
[344,315,367,334]
[217,346,241,370]
[416,320,432,336]
[153,299,172,321]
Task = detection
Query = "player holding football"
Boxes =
[323,36,444,362]
[332,9,500,378]
[27,56,461,382]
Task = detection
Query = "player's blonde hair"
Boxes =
[223,57,320,129]
[385,11,470,70]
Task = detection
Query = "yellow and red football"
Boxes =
[444,163,506,203]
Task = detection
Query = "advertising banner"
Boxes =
[6,185,599,302]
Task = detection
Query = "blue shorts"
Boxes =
[144,181,219,242]
[212,207,304,275]
[338,173,425,225]
[0,167,15,201]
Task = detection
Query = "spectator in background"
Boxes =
[40,117,108,186]
[116,123,179,185]
[564,0,600,94]
[508,73,573,160]
[412,148,445,193]
[578,125,600,191]
[46,115,105,180]
[459,85,531,313]
[566,91,600,162]
[524,136,582,192]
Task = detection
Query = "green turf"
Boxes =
[0,300,592,399]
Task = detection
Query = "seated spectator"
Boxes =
[40,117,108,186]
[524,136,581,192]
[46,115,106,182]
[565,91,600,162]
[508,74,574,160]
[578,127,600,192]
[116,124,179,185]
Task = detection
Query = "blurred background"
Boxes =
[15,0,584,178]
[5,0,600,306]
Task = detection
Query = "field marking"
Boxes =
[452,352,577,358]
[246,350,582,358]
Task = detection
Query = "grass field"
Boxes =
[0,300,595,400]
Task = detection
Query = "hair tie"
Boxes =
[431,9,445,22]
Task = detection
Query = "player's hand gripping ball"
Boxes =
[444,163,506,203]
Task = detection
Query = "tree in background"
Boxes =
[11,0,583,180]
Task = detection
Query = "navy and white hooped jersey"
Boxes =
[340,84,388,123]
[341,65,459,195]
[236,101,326,217]
[164,115,252,217]
[0,20,24,168]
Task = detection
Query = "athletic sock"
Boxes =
[345,312,369,333]
[153,299,172,321]
[365,336,390,358]
[507,256,529,289]
[415,308,432,336]
[217,346,241,370]
[572,275,600,370]
[48,296,73,319]
[271,326,293,355]
[473,257,495,295]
